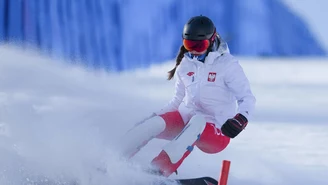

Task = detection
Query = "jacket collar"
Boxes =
[186,52,207,63]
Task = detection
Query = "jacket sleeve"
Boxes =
[155,68,185,115]
[224,59,256,120]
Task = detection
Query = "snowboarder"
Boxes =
[120,15,256,177]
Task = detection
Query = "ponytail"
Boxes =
[167,45,187,80]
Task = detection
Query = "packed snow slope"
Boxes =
[0,45,327,185]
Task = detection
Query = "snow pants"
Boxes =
[121,111,230,177]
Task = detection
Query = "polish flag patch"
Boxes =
[208,72,216,82]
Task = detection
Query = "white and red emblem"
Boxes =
[208,72,216,82]
[187,72,194,76]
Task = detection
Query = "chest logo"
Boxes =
[187,72,194,76]
[208,72,217,82]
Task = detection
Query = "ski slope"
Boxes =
[0,45,327,185]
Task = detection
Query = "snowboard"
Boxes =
[160,176,218,185]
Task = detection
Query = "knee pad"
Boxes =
[133,116,166,137]
[163,115,206,163]
[157,111,185,140]
[188,115,207,128]
[174,115,206,141]
[120,116,166,158]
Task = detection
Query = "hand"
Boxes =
[221,113,248,138]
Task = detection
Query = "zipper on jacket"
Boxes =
[195,60,205,109]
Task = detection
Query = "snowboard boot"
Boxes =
[150,150,179,177]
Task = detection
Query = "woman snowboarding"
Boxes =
[120,15,256,177]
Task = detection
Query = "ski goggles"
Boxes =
[183,39,210,52]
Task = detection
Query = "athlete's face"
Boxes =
[189,50,207,56]
[183,39,210,55]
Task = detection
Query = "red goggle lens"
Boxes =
[183,39,210,52]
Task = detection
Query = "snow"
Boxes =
[0,45,327,185]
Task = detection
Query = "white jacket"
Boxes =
[156,38,256,128]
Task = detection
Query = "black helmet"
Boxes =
[183,15,216,41]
